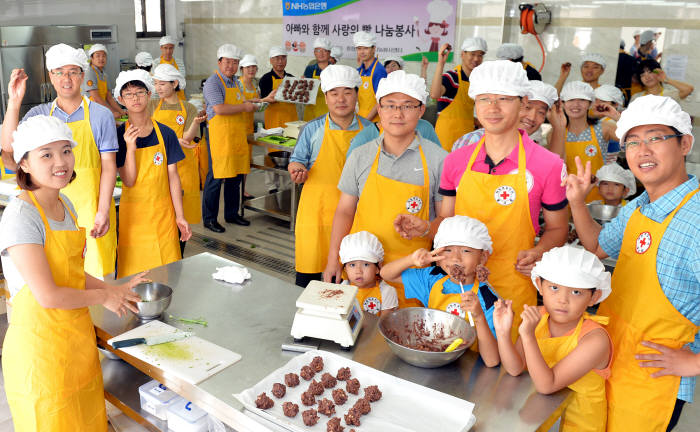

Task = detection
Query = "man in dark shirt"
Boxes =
[496,43,542,81]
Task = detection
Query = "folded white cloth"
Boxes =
[253,127,285,139]
[212,266,251,284]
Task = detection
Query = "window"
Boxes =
[135,0,165,38]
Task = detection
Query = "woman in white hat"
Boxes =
[83,43,126,119]
[0,115,145,431]
[630,59,694,104]
[303,37,333,121]
[330,46,342,64]
[134,51,154,72]
[153,35,186,99]
[354,31,387,122]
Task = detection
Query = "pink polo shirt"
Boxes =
[439,130,568,234]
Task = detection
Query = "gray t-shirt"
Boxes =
[338,133,446,220]
[81,65,108,95]
[0,194,79,298]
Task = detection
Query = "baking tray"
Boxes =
[274,77,320,105]
[234,350,476,432]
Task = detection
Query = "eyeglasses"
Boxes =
[121,90,149,100]
[475,96,519,106]
[51,69,82,77]
[378,103,422,112]
[623,134,683,150]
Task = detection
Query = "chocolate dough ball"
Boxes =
[336,367,351,381]
[271,382,286,398]
[346,378,360,395]
[301,390,316,406]
[326,417,344,432]
[352,397,371,415]
[283,401,299,417]
[308,379,324,396]
[321,372,337,388]
[310,356,324,372]
[364,385,382,402]
[318,398,336,416]
[332,388,348,405]
[303,409,320,426]
[285,372,300,387]
[255,392,274,409]
[300,365,315,380]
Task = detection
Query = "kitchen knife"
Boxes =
[111,332,193,349]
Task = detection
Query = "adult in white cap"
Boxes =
[630,29,642,57]
[330,46,342,64]
[0,114,146,430]
[591,84,627,162]
[325,71,448,309]
[591,163,636,207]
[0,44,119,279]
[303,37,333,121]
[82,43,126,118]
[636,29,658,61]
[495,244,612,431]
[112,69,190,278]
[153,35,186,99]
[423,61,569,339]
[201,43,251,232]
[496,43,542,81]
[289,65,372,287]
[554,51,607,98]
[382,55,405,74]
[150,64,206,237]
[564,95,699,432]
[135,51,154,72]
[339,231,398,315]
[430,36,487,151]
[353,30,387,122]
[630,58,694,104]
[238,55,265,140]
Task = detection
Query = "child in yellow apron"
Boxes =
[338,231,398,316]
[565,124,606,202]
[380,215,500,366]
[591,163,636,207]
[357,58,381,122]
[434,66,476,152]
[494,245,613,432]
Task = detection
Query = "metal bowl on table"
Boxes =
[378,307,476,368]
[268,151,291,169]
[133,282,173,319]
[586,203,620,224]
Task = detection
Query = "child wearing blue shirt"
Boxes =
[381,215,500,366]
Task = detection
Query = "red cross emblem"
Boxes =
[635,231,652,254]
[445,302,465,318]
[494,185,516,206]
[362,297,381,315]
[82,241,87,259]
[175,114,185,125]
[405,196,423,214]
[153,151,164,166]
[585,144,598,157]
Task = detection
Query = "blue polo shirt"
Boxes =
[357,58,387,94]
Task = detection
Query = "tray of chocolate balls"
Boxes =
[274,77,321,105]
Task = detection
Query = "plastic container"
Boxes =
[167,397,208,432]
[138,380,179,421]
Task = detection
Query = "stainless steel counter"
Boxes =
[91,253,568,431]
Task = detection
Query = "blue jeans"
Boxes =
[202,127,242,222]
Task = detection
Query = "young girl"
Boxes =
[592,163,636,207]
[494,245,612,431]
[339,231,397,316]
[381,215,500,366]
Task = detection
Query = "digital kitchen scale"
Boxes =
[290,281,364,349]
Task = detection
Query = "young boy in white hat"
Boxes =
[381,215,500,366]
[339,231,397,316]
[591,163,636,207]
[494,244,612,431]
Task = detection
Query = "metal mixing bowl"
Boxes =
[587,203,620,224]
[133,282,173,319]
[268,151,291,169]
[378,308,476,368]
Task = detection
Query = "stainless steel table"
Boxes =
[91,253,568,431]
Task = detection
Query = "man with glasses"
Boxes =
[303,37,333,121]
[564,95,699,432]
[0,43,118,279]
[324,71,447,308]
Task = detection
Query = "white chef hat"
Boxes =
[375,70,428,104]
[633,29,641,37]
[239,54,258,68]
[331,46,343,60]
[339,231,384,264]
[468,60,529,99]
[496,43,524,60]
[45,43,89,72]
[87,44,107,58]
[383,55,404,69]
[531,245,611,303]
[353,31,376,48]
[461,37,488,53]
[268,46,287,58]
[152,64,186,90]
[581,52,606,69]
[159,35,177,47]
[113,69,154,99]
[313,37,332,51]
[320,64,362,93]
[594,84,625,107]
[596,163,636,197]
[433,215,493,254]
[527,80,558,108]
[560,81,595,102]
[616,94,694,150]
[640,30,655,45]
[217,44,242,60]
[135,51,154,67]
[12,115,77,164]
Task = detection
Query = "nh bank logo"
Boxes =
[285,2,328,11]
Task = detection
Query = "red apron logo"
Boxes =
[153,151,164,166]
[585,144,598,157]
[362,81,370,89]
[82,241,87,259]
[175,114,185,125]
[635,231,652,254]
[445,302,465,318]
[494,185,516,206]
[362,297,381,314]
[405,196,423,214]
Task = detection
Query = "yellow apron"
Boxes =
[160,56,186,100]
[53,98,117,277]
[356,281,383,315]
[350,143,431,308]
[264,73,298,129]
[117,120,181,278]
[88,64,109,102]
[455,134,535,341]
[303,66,328,121]
[434,66,475,152]
[242,83,259,135]
[208,71,250,178]
[0,153,15,179]
[598,188,700,431]
[295,115,363,273]
[565,125,604,203]
[358,59,379,122]
[152,100,202,224]
[198,133,209,188]
[3,191,107,431]
[536,309,611,432]
[428,275,482,352]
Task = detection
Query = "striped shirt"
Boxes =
[203,72,243,121]
[437,68,469,115]
[599,175,700,402]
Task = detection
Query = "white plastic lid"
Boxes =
[167,398,208,423]
[139,380,179,404]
